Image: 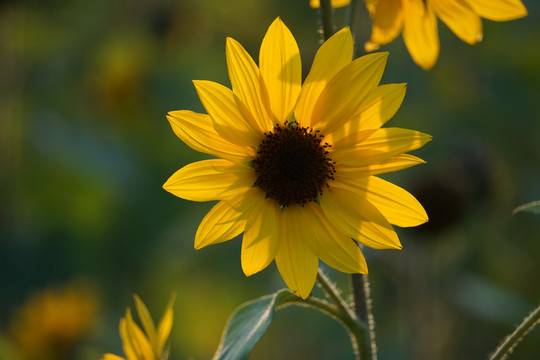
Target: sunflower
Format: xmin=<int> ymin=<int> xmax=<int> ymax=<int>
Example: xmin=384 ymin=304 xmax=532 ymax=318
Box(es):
xmin=164 ymin=18 xmax=430 ymax=299
xmin=102 ymin=294 xmax=175 ymax=360
xmin=364 ymin=0 xmax=527 ymax=69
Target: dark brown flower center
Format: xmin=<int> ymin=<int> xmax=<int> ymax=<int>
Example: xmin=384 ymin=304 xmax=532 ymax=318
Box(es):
xmin=253 ymin=121 xmax=335 ymax=207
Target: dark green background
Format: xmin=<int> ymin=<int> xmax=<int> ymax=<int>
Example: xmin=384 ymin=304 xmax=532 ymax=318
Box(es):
xmin=1 ymin=0 xmax=539 ymax=359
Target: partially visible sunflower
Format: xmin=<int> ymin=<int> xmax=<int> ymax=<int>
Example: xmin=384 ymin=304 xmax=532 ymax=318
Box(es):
xmin=102 ymin=294 xmax=175 ymax=360
xmin=364 ymin=0 xmax=527 ymax=69
xmin=164 ymin=18 xmax=430 ymax=299
xmin=310 ymin=0 xmax=351 ymax=8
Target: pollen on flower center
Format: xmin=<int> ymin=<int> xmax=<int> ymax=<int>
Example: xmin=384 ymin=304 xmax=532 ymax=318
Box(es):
xmin=253 ymin=121 xmax=336 ymax=207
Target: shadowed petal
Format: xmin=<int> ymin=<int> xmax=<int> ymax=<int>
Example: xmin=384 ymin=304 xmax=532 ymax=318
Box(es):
xmin=295 ymin=27 xmax=353 ymax=127
xmin=311 ymin=52 xmax=388 ymax=134
xmin=331 ymin=127 xmax=432 ymax=166
xmin=466 ymin=0 xmax=527 ymax=21
xmin=333 ymin=176 xmax=429 ymax=227
xmin=430 ymin=0 xmax=482 ymax=45
xmin=319 ymin=186 xmax=402 ymax=249
xmin=403 ymin=0 xmax=439 ymax=70
xmin=335 ymin=154 xmax=425 ymax=177
xmin=365 ymin=0 xmax=403 ymax=51
xmin=195 ymin=200 xmax=246 ymax=250
xmin=163 ymin=160 xmax=255 ymax=202
xmin=300 ymin=203 xmax=368 ymax=274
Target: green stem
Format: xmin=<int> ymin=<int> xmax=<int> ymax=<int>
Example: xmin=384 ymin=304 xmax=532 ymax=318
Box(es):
xmin=489 ymin=303 xmax=540 ymax=360
xmin=317 ymin=270 xmax=355 ymax=319
xmin=318 ymin=0 xmax=336 ymax=41
xmin=347 ymin=0 xmax=370 ymax=58
xmin=351 ymin=273 xmax=377 ymax=360
xmin=277 ymin=293 xmax=369 ymax=360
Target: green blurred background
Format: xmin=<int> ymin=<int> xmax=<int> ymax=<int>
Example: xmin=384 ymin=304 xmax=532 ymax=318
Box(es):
xmin=1 ymin=0 xmax=539 ymax=359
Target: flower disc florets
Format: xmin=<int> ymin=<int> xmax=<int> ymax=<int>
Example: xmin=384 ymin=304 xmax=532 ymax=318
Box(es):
xmin=253 ymin=121 xmax=335 ymax=207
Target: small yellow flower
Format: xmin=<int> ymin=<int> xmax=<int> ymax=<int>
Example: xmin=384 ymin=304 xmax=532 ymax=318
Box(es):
xmin=364 ymin=0 xmax=527 ymax=69
xmin=102 ymin=294 xmax=175 ymax=360
xmin=9 ymin=282 xmax=99 ymax=360
xmin=164 ymin=18 xmax=430 ymax=299
xmin=310 ymin=0 xmax=351 ymax=8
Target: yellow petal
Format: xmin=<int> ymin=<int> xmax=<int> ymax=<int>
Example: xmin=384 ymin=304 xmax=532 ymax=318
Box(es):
xmin=311 ymin=52 xmax=388 ymax=134
xmin=195 ymin=199 xmax=246 ymax=250
xmin=167 ymin=111 xmax=254 ymax=163
xmin=193 ymin=80 xmax=262 ymax=147
xmin=226 ymin=37 xmax=273 ymax=133
xmin=365 ymin=0 xmax=403 ymax=49
xmin=133 ymin=295 xmax=158 ymax=356
xmin=156 ymin=293 xmax=176 ymax=356
xmin=163 ymin=160 xmax=256 ymax=202
xmin=102 ymin=355 xmax=125 ymax=360
xmin=241 ymin=198 xmax=280 ymax=276
xmin=123 ymin=309 xmax=154 ymax=360
xmin=275 ymin=206 xmax=319 ymax=299
xmin=331 ymin=127 xmax=432 ymax=166
xmin=466 ymin=0 xmax=527 ymax=21
xmin=319 ymin=186 xmax=402 ymax=249
xmin=300 ymin=203 xmax=368 ymax=274
xmin=334 ymin=176 xmax=429 ymax=227
xmin=430 ymin=0 xmax=482 ymax=45
xmin=327 ymin=83 xmax=406 ymax=144
xmin=310 ymin=0 xmax=351 ymax=8
xmin=119 ymin=316 xmax=137 ymax=360
xmin=295 ymin=27 xmax=353 ymax=127
xmin=259 ymin=18 xmax=302 ymax=123
xmin=335 ymin=154 xmax=425 ymax=177
xmin=402 ymin=0 xmax=439 ymax=70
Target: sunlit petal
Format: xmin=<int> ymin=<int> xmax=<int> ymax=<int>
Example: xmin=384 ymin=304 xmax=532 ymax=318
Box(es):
xmin=163 ymin=160 xmax=255 ymax=202
xmin=226 ymin=37 xmax=273 ymax=133
xmin=335 ymin=154 xmax=425 ymax=177
xmin=365 ymin=0 xmax=403 ymax=50
xmin=193 ymin=80 xmax=263 ymax=146
xmin=275 ymin=206 xmax=319 ymax=299
xmin=167 ymin=110 xmax=254 ymax=163
xmin=259 ymin=18 xmax=302 ymax=123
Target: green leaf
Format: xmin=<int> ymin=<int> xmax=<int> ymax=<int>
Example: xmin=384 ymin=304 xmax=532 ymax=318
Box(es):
xmin=512 ymin=200 xmax=540 ymax=215
xmin=213 ymin=289 xmax=297 ymax=360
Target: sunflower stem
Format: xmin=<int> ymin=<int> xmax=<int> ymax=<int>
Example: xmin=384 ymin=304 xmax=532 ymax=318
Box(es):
xmin=351 ymin=273 xmax=377 ymax=360
xmin=347 ymin=0 xmax=370 ymax=58
xmin=318 ymin=0 xmax=336 ymax=41
xmin=316 ymin=269 xmax=371 ymax=360
xmin=489 ymin=303 xmax=540 ymax=360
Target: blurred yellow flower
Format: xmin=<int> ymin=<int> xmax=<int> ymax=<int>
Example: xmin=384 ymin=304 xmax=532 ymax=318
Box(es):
xmin=164 ymin=18 xmax=430 ymax=299
xmin=9 ymin=282 xmax=99 ymax=360
xmin=102 ymin=294 xmax=175 ymax=360
xmin=310 ymin=0 xmax=351 ymax=8
xmin=365 ymin=0 xmax=527 ymax=69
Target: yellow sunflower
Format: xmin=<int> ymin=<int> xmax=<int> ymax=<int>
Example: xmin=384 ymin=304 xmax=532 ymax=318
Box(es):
xmin=102 ymin=294 xmax=175 ymax=360
xmin=310 ymin=0 xmax=351 ymax=8
xmin=164 ymin=18 xmax=430 ymax=299
xmin=365 ymin=0 xmax=527 ymax=69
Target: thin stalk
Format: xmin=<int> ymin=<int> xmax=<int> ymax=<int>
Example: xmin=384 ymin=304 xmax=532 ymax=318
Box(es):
xmin=489 ymin=303 xmax=540 ymax=360
xmin=351 ymin=273 xmax=377 ymax=360
xmin=317 ymin=269 xmax=356 ymax=319
xmin=277 ymin=291 xmax=370 ymax=360
xmin=318 ymin=0 xmax=336 ymax=41
xmin=347 ymin=0 xmax=370 ymax=58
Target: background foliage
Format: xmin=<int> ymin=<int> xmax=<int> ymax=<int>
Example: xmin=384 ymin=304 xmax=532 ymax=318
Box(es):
xmin=1 ymin=0 xmax=539 ymax=359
